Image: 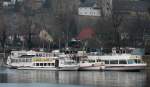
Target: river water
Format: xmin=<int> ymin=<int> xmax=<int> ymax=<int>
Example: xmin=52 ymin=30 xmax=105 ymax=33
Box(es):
xmin=0 ymin=68 xmax=149 ymax=87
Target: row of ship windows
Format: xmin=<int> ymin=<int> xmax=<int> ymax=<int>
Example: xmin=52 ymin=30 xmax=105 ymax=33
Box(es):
xmin=11 ymin=59 xmax=32 ymax=63
xmin=13 ymin=53 xmax=56 ymax=57
xmin=82 ymin=59 xmax=101 ymax=63
xmin=33 ymin=63 xmax=55 ymax=66
xmin=35 ymin=53 xmax=56 ymax=57
xmin=104 ymin=60 xmax=127 ymax=64
xmin=86 ymin=59 xmax=142 ymax=64
xmin=104 ymin=59 xmax=142 ymax=64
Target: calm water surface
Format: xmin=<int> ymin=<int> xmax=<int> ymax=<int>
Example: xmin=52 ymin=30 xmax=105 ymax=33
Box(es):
xmin=0 ymin=68 xmax=149 ymax=87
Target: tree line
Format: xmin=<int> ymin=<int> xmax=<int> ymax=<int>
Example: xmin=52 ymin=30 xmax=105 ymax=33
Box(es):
xmin=0 ymin=0 xmax=149 ymax=52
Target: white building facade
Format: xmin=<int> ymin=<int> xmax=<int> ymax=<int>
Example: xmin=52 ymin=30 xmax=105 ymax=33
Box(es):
xmin=78 ymin=0 xmax=112 ymax=17
xmin=78 ymin=7 xmax=101 ymax=16
xmin=3 ymin=0 xmax=23 ymax=7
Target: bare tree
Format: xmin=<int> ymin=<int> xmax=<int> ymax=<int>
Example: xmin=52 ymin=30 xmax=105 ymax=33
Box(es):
xmin=0 ymin=14 xmax=7 ymax=51
xmin=94 ymin=0 xmax=123 ymax=49
xmin=54 ymin=0 xmax=78 ymax=47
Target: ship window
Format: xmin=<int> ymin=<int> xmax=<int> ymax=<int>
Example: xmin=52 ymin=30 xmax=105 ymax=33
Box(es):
xmin=21 ymin=59 xmax=24 ymax=62
xmin=44 ymin=63 xmax=47 ymax=66
xmin=123 ymin=50 xmax=126 ymax=53
xmin=25 ymin=59 xmax=28 ymax=62
xmin=39 ymin=54 xmax=42 ymax=57
xmin=128 ymin=59 xmax=135 ymax=64
xmin=11 ymin=53 xmax=14 ymax=56
xmin=46 ymin=54 xmax=49 ymax=57
xmin=119 ymin=60 xmax=127 ymax=64
xmin=134 ymin=59 xmax=142 ymax=64
xmin=30 ymin=59 xmax=32 ymax=62
xmin=134 ymin=59 xmax=138 ymax=63
xmin=16 ymin=59 xmax=19 ymax=63
xmin=110 ymin=60 xmax=118 ymax=64
xmin=14 ymin=59 xmax=17 ymax=63
xmin=97 ymin=59 xmax=101 ymax=62
xmin=11 ymin=59 xmax=14 ymax=63
xmin=40 ymin=63 xmax=43 ymax=66
xmin=89 ymin=60 xmax=95 ymax=63
xmin=29 ymin=59 xmax=32 ymax=62
xmin=21 ymin=59 xmax=23 ymax=62
xmin=104 ymin=60 xmax=109 ymax=64
xmin=36 ymin=63 xmax=39 ymax=66
xmin=26 ymin=59 xmax=30 ymax=62
xmin=19 ymin=59 xmax=21 ymax=62
xmin=116 ymin=51 xmax=119 ymax=53
xmin=48 ymin=63 xmax=51 ymax=66
xmin=36 ymin=54 xmax=38 ymax=57
xmin=16 ymin=59 xmax=18 ymax=63
xmin=15 ymin=59 xmax=18 ymax=63
xmin=22 ymin=59 xmax=26 ymax=62
xmin=52 ymin=63 xmax=55 ymax=66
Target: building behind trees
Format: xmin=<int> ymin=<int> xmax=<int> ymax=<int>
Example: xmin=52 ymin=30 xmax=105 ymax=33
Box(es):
xmin=0 ymin=0 xmax=149 ymax=52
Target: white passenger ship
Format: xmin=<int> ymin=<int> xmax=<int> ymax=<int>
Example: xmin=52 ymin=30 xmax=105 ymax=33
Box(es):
xmin=6 ymin=50 xmax=79 ymax=71
xmin=87 ymin=48 xmax=147 ymax=71
xmin=6 ymin=48 xmax=147 ymax=71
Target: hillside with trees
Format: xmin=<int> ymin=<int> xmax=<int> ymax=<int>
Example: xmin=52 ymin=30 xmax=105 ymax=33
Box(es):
xmin=0 ymin=0 xmax=149 ymax=52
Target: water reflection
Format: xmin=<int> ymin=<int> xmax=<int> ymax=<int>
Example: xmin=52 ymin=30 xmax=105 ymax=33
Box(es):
xmin=146 ymin=70 xmax=150 ymax=87
xmin=0 ymin=68 xmax=148 ymax=87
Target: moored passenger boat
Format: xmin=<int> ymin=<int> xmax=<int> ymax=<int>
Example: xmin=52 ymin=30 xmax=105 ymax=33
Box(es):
xmin=87 ymin=48 xmax=147 ymax=71
xmin=88 ymin=54 xmax=146 ymax=71
xmin=6 ymin=50 xmax=79 ymax=71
